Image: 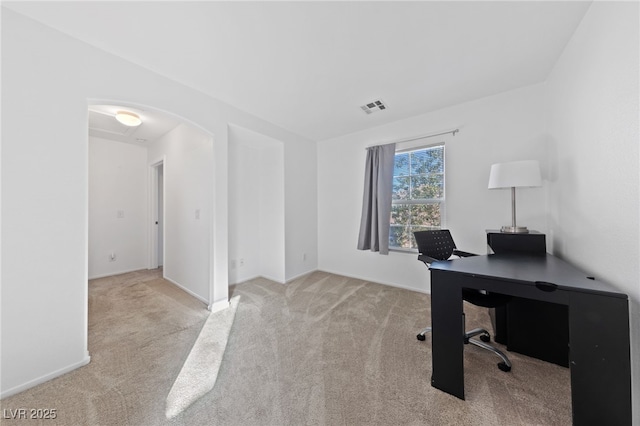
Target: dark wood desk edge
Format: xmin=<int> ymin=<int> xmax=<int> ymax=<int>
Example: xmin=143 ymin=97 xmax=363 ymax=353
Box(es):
xmin=428 ymin=253 xmax=628 ymax=299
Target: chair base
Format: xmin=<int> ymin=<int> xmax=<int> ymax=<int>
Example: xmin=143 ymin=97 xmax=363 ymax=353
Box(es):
xmin=416 ymin=327 xmax=431 ymax=341
xmin=416 ymin=326 xmax=512 ymax=372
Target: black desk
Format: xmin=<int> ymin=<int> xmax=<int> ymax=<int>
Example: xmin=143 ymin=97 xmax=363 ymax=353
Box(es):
xmin=429 ymin=254 xmax=631 ymax=425
xmin=486 ymin=230 xmax=570 ymax=366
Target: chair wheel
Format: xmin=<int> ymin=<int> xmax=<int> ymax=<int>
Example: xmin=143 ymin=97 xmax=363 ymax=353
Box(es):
xmin=480 ymin=334 xmax=490 ymax=343
xmin=417 ymin=334 xmax=426 ymax=341
xmin=498 ymin=362 xmax=511 ymax=372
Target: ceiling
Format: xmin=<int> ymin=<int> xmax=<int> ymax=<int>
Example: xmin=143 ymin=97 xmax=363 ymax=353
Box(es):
xmin=4 ymin=1 xmax=591 ymax=142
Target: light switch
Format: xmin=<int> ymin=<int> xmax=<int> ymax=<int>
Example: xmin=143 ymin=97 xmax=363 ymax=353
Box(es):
xmin=117 ymin=210 xmax=125 ymax=219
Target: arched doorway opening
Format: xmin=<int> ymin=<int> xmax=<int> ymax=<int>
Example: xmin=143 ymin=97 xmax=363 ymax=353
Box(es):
xmin=87 ymin=101 xmax=215 ymax=305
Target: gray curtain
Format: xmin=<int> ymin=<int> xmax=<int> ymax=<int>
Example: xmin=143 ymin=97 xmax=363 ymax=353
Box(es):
xmin=357 ymin=143 xmax=396 ymax=255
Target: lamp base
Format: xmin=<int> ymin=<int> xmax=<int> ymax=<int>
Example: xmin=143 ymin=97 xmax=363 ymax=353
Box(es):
xmin=500 ymin=225 xmax=529 ymax=234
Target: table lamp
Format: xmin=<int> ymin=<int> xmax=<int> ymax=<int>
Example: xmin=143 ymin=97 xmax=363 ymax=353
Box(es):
xmin=488 ymin=160 xmax=542 ymax=233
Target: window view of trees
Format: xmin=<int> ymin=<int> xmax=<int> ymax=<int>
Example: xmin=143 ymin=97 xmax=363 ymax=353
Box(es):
xmin=390 ymin=145 xmax=444 ymax=249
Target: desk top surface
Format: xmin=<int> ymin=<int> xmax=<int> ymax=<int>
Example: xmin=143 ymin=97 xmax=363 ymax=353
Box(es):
xmin=485 ymin=229 xmax=544 ymax=235
xmin=429 ymin=253 xmax=627 ymax=299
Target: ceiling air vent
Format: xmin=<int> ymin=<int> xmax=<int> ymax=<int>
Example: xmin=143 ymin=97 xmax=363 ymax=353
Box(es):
xmin=360 ymin=99 xmax=387 ymax=114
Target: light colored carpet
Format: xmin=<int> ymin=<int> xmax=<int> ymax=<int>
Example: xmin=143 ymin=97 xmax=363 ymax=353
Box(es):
xmin=0 ymin=269 xmax=572 ymax=425
xmin=166 ymin=295 xmax=240 ymax=419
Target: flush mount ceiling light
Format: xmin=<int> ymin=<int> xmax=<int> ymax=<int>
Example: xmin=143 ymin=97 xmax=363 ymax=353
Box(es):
xmin=115 ymin=111 xmax=142 ymax=127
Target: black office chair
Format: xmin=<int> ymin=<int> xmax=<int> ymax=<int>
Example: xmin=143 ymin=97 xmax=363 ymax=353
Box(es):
xmin=414 ymin=229 xmax=512 ymax=372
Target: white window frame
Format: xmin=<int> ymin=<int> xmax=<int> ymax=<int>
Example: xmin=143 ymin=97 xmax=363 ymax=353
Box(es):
xmin=390 ymin=142 xmax=446 ymax=252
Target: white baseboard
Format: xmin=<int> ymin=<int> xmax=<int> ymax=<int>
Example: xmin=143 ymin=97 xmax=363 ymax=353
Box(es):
xmin=229 ymin=273 xmax=262 ymax=286
xmin=260 ymin=273 xmax=286 ymax=284
xmin=0 ymin=355 xmax=91 ymax=399
xmin=88 ymin=267 xmax=148 ymax=280
xmin=230 ymin=273 xmax=286 ymax=285
xmin=316 ymin=268 xmax=429 ymax=294
xmin=231 ymin=267 xmax=318 ymax=286
xmin=163 ymin=276 xmax=209 ymax=305
xmin=229 ymin=268 xmax=317 ymax=286
xmin=285 ymin=269 xmax=317 ymax=283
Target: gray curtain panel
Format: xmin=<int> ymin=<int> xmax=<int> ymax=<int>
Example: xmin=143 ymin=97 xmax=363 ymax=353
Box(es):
xmin=357 ymin=142 xmax=396 ymax=254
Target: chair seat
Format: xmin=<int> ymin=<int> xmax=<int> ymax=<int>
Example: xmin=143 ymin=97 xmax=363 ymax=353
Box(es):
xmin=414 ymin=229 xmax=513 ymax=372
xmin=462 ymin=288 xmax=512 ymax=308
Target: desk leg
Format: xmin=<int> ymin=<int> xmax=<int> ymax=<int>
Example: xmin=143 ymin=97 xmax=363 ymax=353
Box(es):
xmin=569 ymin=293 xmax=631 ymax=425
xmin=430 ymin=270 xmax=465 ymax=399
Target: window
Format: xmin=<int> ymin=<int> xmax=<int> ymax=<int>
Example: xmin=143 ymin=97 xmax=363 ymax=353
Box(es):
xmin=389 ymin=144 xmax=445 ymax=250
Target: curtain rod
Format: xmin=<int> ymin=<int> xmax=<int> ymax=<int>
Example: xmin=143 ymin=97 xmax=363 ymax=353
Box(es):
xmin=366 ymin=128 xmax=459 ymax=149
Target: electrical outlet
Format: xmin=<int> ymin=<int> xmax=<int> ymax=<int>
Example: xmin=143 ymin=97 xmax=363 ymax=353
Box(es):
xmin=109 ymin=252 xmax=117 ymax=262
xmin=240 ymin=258 xmax=245 ymax=267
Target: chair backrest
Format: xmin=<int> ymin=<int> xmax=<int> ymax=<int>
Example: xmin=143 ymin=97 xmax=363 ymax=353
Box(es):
xmin=414 ymin=230 xmax=457 ymax=261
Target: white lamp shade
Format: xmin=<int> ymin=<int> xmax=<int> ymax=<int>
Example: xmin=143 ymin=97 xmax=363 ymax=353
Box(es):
xmin=488 ymin=160 xmax=542 ymax=189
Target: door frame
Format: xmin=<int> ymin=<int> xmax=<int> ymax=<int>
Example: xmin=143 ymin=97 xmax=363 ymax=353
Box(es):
xmin=149 ymin=156 xmax=166 ymax=270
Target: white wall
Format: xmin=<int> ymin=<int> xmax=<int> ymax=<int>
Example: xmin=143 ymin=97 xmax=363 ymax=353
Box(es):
xmin=1 ymin=9 xmax=317 ymax=397
xmin=284 ymin=140 xmax=318 ymax=281
xmin=88 ymin=137 xmax=148 ymax=279
xmin=228 ymin=125 xmax=285 ymax=284
xmin=318 ymin=84 xmax=547 ymax=293
xmin=229 ymin=139 xmax=261 ymax=283
xmin=545 ymin=2 xmax=640 ymax=419
xmin=260 ymin=143 xmax=286 ymax=283
xmin=148 ymin=124 xmax=213 ymax=303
